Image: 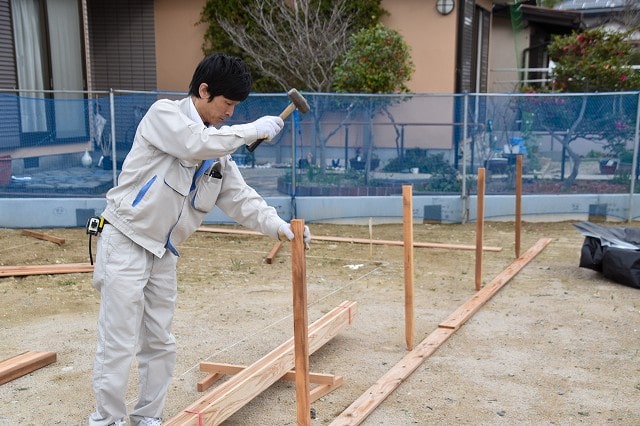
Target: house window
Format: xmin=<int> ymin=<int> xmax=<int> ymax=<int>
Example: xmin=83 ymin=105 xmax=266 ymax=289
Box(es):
xmin=11 ymin=0 xmax=86 ymax=141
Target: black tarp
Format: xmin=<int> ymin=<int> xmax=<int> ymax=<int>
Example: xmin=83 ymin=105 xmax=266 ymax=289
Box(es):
xmin=574 ymin=221 xmax=640 ymax=289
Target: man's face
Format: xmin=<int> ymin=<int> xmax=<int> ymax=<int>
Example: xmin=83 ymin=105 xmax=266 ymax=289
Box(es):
xmin=194 ymin=83 xmax=240 ymax=126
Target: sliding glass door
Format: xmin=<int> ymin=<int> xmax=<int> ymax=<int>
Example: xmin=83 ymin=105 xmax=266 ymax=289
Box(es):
xmin=12 ymin=0 xmax=86 ymax=144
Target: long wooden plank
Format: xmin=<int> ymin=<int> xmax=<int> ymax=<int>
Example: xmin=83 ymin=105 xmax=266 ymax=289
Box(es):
xmin=0 ymin=351 xmax=57 ymax=385
xmin=0 ymin=263 xmax=94 ymax=277
xmin=330 ymin=238 xmax=553 ymax=426
xmin=439 ymin=238 xmax=553 ymax=330
xmin=197 ymin=226 xmax=502 ymax=252
xmin=329 ymin=328 xmax=454 ymax=426
xmin=21 ymin=230 xmax=65 ymax=245
xmin=166 ymin=300 xmax=357 ymax=426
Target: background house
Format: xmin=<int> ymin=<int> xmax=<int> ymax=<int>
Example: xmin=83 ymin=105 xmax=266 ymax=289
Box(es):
xmin=0 ymin=0 xmax=636 ymax=166
xmin=490 ymin=0 xmax=639 ymax=92
xmin=0 ymin=0 xmax=490 ymax=158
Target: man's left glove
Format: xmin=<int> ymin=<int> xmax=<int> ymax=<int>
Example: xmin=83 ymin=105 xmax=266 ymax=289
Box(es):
xmin=278 ymin=223 xmax=311 ymax=245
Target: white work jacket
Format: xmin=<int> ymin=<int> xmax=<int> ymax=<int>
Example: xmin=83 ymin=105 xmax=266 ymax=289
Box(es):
xmin=101 ymin=97 xmax=286 ymax=258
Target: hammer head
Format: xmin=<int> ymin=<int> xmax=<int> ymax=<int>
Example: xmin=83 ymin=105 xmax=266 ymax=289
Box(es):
xmin=287 ymin=88 xmax=310 ymax=114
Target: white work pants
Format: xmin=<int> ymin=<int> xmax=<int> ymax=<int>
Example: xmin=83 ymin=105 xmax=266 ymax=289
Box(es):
xmin=89 ymin=224 xmax=178 ymax=425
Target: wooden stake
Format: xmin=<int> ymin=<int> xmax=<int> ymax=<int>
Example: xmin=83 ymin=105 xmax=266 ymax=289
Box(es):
xmin=515 ymin=155 xmax=523 ymax=258
xmin=330 ymin=238 xmax=553 ymax=426
xmin=402 ymin=185 xmax=414 ymax=350
xmin=475 ymin=168 xmax=486 ymax=291
xmin=265 ymin=241 xmax=283 ymax=264
xmin=291 ymin=219 xmax=311 ymax=426
xmin=368 ymin=218 xmax=373 ymax=259
xmin=197 ymin=227 xmax=503 ymax=252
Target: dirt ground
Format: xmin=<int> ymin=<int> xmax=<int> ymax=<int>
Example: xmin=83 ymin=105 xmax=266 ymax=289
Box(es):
xmin=0 ymin=221 xmax=639 ymax=425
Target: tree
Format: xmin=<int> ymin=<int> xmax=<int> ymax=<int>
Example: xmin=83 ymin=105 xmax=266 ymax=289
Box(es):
xmin=200 ymin=0 xmax=396 ymax=176
xmin=548 ymin=28 xmax=640 ymax=92
xmin=522 ymin=27 xmax=640 ymax=188
xmin=333 ymin=24 xmax=415 ymax=173
xmin=333 ymin=23 xmax=414 ymax=94
xmin=199 ymin=0 xmax=386 ymax=92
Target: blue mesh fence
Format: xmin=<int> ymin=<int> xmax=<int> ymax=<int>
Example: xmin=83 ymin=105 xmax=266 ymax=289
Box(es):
xmin=0 ymin=89 xmax=639 ymax=204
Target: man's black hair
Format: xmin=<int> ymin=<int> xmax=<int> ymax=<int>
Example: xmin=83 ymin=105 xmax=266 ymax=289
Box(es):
xmin=188 ymin=53 xmax=252 ymax=102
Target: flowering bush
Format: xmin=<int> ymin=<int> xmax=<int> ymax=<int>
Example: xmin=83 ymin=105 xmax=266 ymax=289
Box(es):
xmin=519 ymin=27 xmax=639 ymax=179
xmin=547 ymin=28 xmax=640 ymax=92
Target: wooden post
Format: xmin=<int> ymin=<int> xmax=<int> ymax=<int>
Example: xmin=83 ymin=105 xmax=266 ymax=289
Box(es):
xmin=475 ymin=168 xmax=486 ymax=291
xmin=291 ymin=219 xmax=311 ymax=425
xmin=20 ymin=230 xmax=65 ymax=245
xmin=402 ymin=185 xmax=414 ymax=350
xmin=515 ymin=155 xmax=523 ymax=258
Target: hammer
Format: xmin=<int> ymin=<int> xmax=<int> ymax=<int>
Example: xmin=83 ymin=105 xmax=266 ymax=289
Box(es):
xmin=247 ymin=88 xmax=310 ymax=152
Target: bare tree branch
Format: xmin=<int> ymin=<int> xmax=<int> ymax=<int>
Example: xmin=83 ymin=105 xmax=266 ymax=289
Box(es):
xmin=216 ymin=0 xmax=352 ymax=92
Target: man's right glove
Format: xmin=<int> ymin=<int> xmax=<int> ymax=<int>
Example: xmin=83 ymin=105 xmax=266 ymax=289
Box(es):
xmin=278 ymin=223 xmax=311 ymax=249
xmin=251 ymin=116 xmax=284 ymax=141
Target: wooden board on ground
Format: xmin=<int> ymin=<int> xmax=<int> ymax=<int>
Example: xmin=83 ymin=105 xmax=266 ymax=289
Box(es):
xmin=0 ymin=351 xmax=57 ymax=385
xmin=0 ymin=263 xmax=94 ymax=278
xmin=329 ymin=238 xmax=553 ymax=426
xmin=439 ymin=238 xmax=553 ymax=330
xmin=265 ymin=241 xmax=283 ymax=264
xmin=166 ymin=300 xmax=357 ymax=426
xmin=197 ymin=362 xmax=343 ymax=403
xmin=197 ymin=226 xmax=502 ymax=252
xmin=20 ymin=230 xmax=65 ymax=245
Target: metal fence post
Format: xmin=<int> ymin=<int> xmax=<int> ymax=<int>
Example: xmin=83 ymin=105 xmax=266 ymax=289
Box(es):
xmin=626 ymin=92 xmax=640 ymax=222
xmin=461 ymin=92 xmax=469 ymax=223
xmin=109 ymin=89 xmax=117 ymax=185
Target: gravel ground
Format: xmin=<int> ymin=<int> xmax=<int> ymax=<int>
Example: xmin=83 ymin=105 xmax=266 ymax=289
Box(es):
xmin=0 ymin=221 xmax=639 ymax=425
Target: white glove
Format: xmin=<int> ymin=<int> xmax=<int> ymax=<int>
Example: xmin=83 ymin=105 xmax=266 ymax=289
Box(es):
xmin=251 ymin=116 xmax=284 ymax=141
xmin=278 ymin=223 xmax=311 ymax=245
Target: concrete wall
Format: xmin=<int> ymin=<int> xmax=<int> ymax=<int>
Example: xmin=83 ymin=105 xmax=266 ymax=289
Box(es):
xmin=1 ymin=194 xmax=636 ymax=229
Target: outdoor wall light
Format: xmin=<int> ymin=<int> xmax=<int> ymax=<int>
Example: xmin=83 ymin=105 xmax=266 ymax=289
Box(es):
xmin=436 ymin=0 xmax=455 ymax=15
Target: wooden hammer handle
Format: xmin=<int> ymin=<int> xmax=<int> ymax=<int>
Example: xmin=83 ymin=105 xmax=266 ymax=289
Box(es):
xmin=246 ymin=102 xmax=297 ymax=152
xmin=279 ymin=102 xmax=297 ymax=120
